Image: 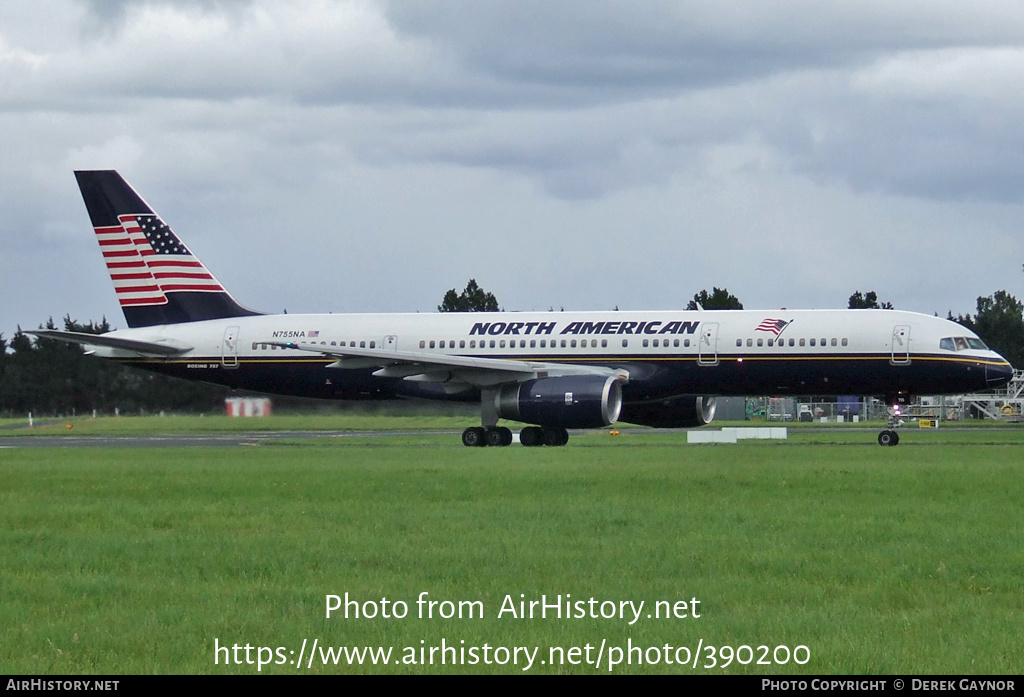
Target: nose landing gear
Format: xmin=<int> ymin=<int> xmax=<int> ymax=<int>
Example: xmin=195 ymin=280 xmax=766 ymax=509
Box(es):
xmin=877 ymin=429 xmax=900 ymax=447
xmin=878 ymin=397 xmax=908 ymax=446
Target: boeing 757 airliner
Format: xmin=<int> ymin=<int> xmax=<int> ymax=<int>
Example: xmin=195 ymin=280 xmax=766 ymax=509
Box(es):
xmin=30 ymin=171 xmax=1014 ymax=447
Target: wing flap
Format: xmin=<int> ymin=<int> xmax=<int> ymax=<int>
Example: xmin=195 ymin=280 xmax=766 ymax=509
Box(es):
xmin=269 ymin=340 xmax=622 ymax=387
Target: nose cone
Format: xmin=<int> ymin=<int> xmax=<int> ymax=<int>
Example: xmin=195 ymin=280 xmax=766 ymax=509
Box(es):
xmin=986 ymin=357 xmax=1015 ymax=388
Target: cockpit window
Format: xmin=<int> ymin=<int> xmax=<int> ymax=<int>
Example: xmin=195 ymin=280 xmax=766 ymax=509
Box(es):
xmin=940 ymin=336 xmax=989 ymax=352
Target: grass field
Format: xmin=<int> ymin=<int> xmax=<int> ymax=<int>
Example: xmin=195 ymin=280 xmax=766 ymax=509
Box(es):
xmin=1 ymin=427 xmax=1021 ymax=674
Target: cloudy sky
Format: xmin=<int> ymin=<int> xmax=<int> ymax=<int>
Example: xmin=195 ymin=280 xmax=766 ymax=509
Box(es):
xmin=2 ymin=0 xmax=1022 ymax=337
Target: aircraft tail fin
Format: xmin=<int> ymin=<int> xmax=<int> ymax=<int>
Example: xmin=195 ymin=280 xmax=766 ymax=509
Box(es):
xmin=74 ymin=170 xmax=261 ymax=328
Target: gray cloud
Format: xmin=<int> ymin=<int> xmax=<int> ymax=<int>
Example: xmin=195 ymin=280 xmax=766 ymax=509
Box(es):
xmin=1 ymin=1 xmax=1022 ymax=339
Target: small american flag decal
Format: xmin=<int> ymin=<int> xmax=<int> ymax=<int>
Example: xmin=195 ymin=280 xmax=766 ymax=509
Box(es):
xmin=755 ymin=319 xmax=790 ymax=336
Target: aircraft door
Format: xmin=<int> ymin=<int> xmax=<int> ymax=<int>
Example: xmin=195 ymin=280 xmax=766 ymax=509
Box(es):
xmin=385 ymin=335 xmax=398 ymax=350
xmin=891 ymin=325 xmax=911 ymax=365
xmin=698 ymin=323 xmax=719 ymax=366
xmin=222 ymin=326 xmax=240 ymax=368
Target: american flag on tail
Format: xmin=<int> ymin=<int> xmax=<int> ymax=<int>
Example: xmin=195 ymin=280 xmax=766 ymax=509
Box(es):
xmin=755 ymin=318 xmax=790 ymax=336
xmin=95 ymin=214 xmax=225 ymax=307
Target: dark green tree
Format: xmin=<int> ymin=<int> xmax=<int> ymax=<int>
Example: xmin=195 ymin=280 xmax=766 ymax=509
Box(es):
xmin=952 ymin=291 xmax=1024 ymax=368
xmin=848 ymin=290 xmax=893 ymax=309
xmin=0 ymin=316 xmax=230 ymax=416
xmin=0 ymin=333 xmax=7 ymax=411
xmin=438 ymin=279 xmax=500 ymax=312
xmin=686 ymin=287 xmax=743 ymax=310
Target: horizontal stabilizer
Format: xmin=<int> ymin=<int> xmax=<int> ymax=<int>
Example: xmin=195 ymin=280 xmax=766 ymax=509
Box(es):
xmin=28 ymin=329 xmax=193 ymax=356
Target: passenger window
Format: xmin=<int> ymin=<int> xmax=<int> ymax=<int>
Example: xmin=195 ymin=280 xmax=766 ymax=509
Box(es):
xmin=643 ymin=339 xmax=649 ymax=347
xmin=768 ymin=339 xmax=774 ymax=347
xmin=674 ymin=339 xmax=679 ymax=347
xmin=788 ymin=338 xmax=795 ymax=347
xmin=735 ymin=339 xmax=741 ymax=347
xmin=500 ymin=340 xmax=506 ymax=348
xmin=561 ymin=340 xmax=567 ymax=348
xmin=684 ymin=339 xmax=690 ymax=348
xmin=746 ymin=338 xmax=753 ymax=347
xmin=429 ymin=340 xmax=435 ymax=349
xmin=757 ymin=338 xmax=763 ymax=347
xmin=251 ymin=342 xmax=258 ymax=350
xmin=654 ymin=339 xmax=660 ymax=347
xmin=831 ymin=338 xmax=837 ymax=347
xmin=460 ymin=340 xmax=465 ymax=349
xmin=622 ymin=339 xmax=629 ymax=347
xmin=809 ymin=338 xmax=816 ymax=347
xmin=820 ymin=338 xmax=826 ymax=346
xmin=841 ymin=338 xmax=848 ymax=347
xmin=799 ymin=338 xmax=805 ymax=347
xmin=570 ymin=340 xmax=577 ymax=348
xmin=369 ymin=341 xmax=375 ymax=348
xmin=601 ymin=339 xmax=607 ymax=348
xmin=490 ymin=340 xmax=495 ymax=348
xmin=540 ymin=340 xmax=546 ymax=348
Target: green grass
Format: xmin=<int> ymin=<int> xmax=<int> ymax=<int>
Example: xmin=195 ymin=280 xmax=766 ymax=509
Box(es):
xmin=1 ymin=433 xmax=1022 ymax=674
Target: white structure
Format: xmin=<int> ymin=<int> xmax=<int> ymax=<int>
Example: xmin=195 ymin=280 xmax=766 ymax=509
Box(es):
xmin=689 ymin=427 xmax=787 ymax=443
xmin=225 ymin=397 xmax=272 ymax=417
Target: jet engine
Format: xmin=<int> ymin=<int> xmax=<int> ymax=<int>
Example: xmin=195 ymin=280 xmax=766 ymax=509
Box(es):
xmin=619 ymin=395 xmax=717 ymax=428
xmin=495 ymin=375 xmax=622 ymax=429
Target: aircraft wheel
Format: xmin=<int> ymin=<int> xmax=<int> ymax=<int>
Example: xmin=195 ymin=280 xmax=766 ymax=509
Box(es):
xmin=462 ymin=427 xmax=487 ymax=447
xmin=520 ymin=426 xmax=543 ymax=447
xmin=486 ymin=427 xmax=513 ymax=447
xmin=892 ymin=431 xmax=900 ymax=446
xmin=877 ymin=430 xmax=898 ymax=447
xmin=542 ymin=427 xmax=569 ymax=446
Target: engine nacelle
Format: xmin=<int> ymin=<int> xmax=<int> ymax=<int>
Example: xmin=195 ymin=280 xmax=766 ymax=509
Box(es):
xmin=496 ymin=375 xmax=623 ymax=429
xmin=619 ymin=395 xmax=717 ymax=428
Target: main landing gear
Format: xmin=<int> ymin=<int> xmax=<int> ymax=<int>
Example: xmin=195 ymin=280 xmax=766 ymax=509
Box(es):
xmin=461 ymin=426 xmax=569 ymax=447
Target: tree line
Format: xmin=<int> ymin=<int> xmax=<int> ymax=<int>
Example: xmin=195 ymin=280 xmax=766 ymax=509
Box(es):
xmin=3 ymin=284 xmax=1021 ymax=416
xmin=0 ymin=317 xmax=227 ymax=417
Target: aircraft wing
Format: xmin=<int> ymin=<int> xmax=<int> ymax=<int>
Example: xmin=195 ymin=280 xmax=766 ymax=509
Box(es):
xmin=269 ymin=340 xmax=623 ymax=391
xmin=27 ymin=330 xmax=193 ymax=356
